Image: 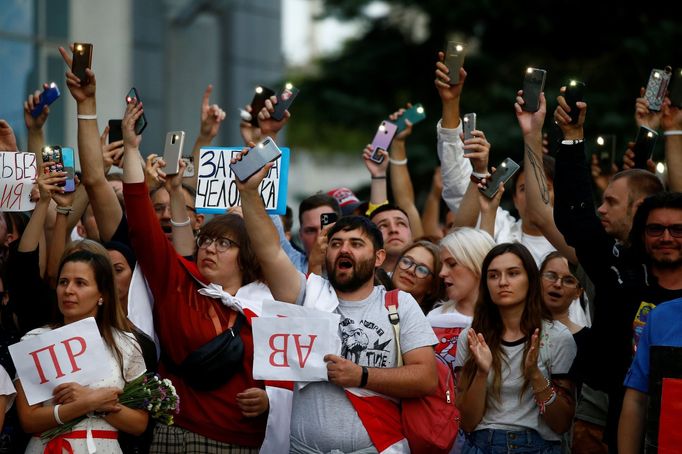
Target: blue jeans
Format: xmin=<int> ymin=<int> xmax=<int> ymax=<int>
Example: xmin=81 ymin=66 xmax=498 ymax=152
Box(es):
xmin=461 ymin=429 xmax=561 ymax=454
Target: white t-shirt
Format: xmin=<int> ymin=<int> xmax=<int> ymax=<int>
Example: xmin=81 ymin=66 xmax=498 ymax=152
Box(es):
xmin=0 ymin=364 xmax=16 ymax=413
xmin=454 ymin=320 xmax=577 ymax=441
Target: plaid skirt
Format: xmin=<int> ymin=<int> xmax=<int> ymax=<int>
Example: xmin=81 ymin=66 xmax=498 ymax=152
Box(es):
xmin=150 ymin=424 xmax=259 ymax=454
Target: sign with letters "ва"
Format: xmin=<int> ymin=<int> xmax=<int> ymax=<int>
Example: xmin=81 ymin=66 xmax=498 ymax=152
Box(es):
xmin=9 ymin=317 xmax=110 ymax=405
xmin=195 ymin=147 xmax=290 ymax=215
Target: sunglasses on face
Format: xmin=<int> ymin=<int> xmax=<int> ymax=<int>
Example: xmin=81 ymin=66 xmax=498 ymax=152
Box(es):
xmin=645 ymin=223 xmax=682 ymax=238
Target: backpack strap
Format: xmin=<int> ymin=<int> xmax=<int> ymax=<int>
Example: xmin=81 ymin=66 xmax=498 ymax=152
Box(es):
xmin=384 ymin=289 xmax=403 ymax=367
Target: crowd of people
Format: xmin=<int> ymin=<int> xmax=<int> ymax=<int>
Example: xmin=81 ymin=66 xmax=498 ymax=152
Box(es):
xmin=0 ymin=42 xmax=681 ymax=454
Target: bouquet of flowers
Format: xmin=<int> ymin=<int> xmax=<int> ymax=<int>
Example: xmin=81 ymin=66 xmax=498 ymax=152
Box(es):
xmin=41 ymin=372 xmax=180 ymax=442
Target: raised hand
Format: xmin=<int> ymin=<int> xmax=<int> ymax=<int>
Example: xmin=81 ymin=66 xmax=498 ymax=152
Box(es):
xmin=122 ymin=101 xmax=143 ymax=151
xmin=58 ymin=46 xmax=96 ymax=103
xmin=434 ymin=51 xmax=467 ymax=103
xmin=634 ymin=87 xmax=663 ymax=130
xmin=239 ymin=104 xmax=262 ymax=145
xmin=554 ymin=87 xmax=587 ymax=140
xmin=144 ymin=154 xmax=166 ymax=189
xmin=232 ymin=143 xmax=273 ymax=193
xmin=523 ymin=328 xmax=541 ymax=377
xmin=467 ymin=328 xmax=492 ymax=375
xmin=0 ymin=120 xmax=18 ymax=151
xmin=258 ymin=96 xmax=290 ymax=138
xmin=515 ymin=90 xmax=547 ymax=137
xmin=462 ymin=129 xmax=491 ymax=174
xmin=36 ymin=161 xmax=67 ymax=200
xmin=24 ymin=83 xmax=51 ymax=130
xmin=100 ymin=126 xmax=124 ymax=170
xmin=389 ymin=105 xmax=413 ymax=141
xmin=199 ymin=84 xmax=226 ymax=140
xmin=362 ymin=144 xmax=389 ymax=177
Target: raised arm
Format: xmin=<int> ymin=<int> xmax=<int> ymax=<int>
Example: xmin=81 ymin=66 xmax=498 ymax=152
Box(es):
xmin=434 ymin=51 xmax=473 ymax=214
xmin=235 ymin=147 xmax=301 ymax=303
xmin=23 ymin=83 xmax=50 ymax=155
xmin=362 ymin=145 xmax=389 ymax=209
xmin=388 ymin=106 xmax=424 ymax=238
xmin=167 ymin=159 xmax=195 ymax=256
xmin=421 ymin=167 xmax=445 ymax=239
xmin=187 ymin=84 xmax=225 ymax=191
xmin=661 ymin=99 xmax=682 ymax=191
xmin=46 ymin=179 xmax=80 ymax=285
xmin=58 ymin=46 xmax=122 ymax=242
xmin=451 ymin=129 xmax=491 ymax=230
xmin=515 ymin=90 xmax=578 ymax=264
xmin=0 ymin=120 xmax=18 ymax=151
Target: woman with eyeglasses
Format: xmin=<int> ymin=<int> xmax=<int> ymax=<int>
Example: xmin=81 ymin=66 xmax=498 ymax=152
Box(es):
xmin=455 ymin=243 xmax=577 ymax=453
xmin=389 ymin=240 xmax=444 ymax=313
xmin=540 ymin=252 xmax=585 ymax=336
xmin=121 ymin=101 xmax=272 ymax=453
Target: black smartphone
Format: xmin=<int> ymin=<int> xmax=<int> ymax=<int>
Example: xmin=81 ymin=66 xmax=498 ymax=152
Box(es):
xmin=669 ymin=67 xmax=682 ymax=108
xmin=108 ymin=119 xmax=123 ymax=143
xmin=564 ymin=80 xmax=585 ymax=124
xmin=632 ymin=126 xmax=658 ymax=169
xmin=249 ymin=85 xmax=276 ymax=127
xmin=31 ymin=83 xmax=60 ymax=118
xmin=271 ymin=84 xmax=299 ymax=121
xmin=320 ymin=212 xmax=338 ymax=227
xmin=594 ymin=135 xmax=616 ymax=174
xmin=444 ymin=41 xmax=465 ymax=85
xmin=479 ymin=158 xmax=521 ymax=199
xmin=229 ymin=136 xmax=282 ymax=182
xmin=522 ymin=67 xmax=547 ymax=113
xmin=463 ymin=113 xmax=476 ymax=141
xmin=71 ymin=43 xmax=93 ymax=84
xmin=125 ymin=87 xmax=148 ymax=135
xmin=644 ymin=67 xmax=672 ymax=112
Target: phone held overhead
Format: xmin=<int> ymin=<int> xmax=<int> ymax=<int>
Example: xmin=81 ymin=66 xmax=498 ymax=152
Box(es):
xmin=369 ymin=121 xmax=398 ymax=164
xmin=229 ymin=137 xmax=282 ymax=182
xmin=522 ymin=67 xmax=547 ymax=113
xmin=71 ymin=43 xmax=93 ymax=84
xmin=479 ymin=158 xmax=520 ymax=199
xmin=444 ymin=41 xmax=466 ymax=84
xmin=31 ymin=83 xmax=61 ymax=118
xmin=125 ymin=87 xmax=148 ymax=135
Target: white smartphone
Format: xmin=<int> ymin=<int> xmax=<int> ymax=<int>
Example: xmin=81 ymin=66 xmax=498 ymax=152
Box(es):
xmin=229 ymin=136 xmax=282 ymax=182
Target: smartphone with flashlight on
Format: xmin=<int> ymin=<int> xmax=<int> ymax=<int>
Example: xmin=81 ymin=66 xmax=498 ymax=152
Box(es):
xmin=71 ymin=43 xmax=93 ymax=84
xmin=41 ymin=146 xmax=76 ymax=193
xmin=463 ymin=113 xmax=477 ymax=141
xmin=271 ymin=83 xmax=299 ymax=121
xmin=395 ymin=103 xmax=426 ymax=133
xmin=229 ymin=136 xmax=282 ymax=182
xmin=479 ymin=157 xmax=520 ymax=199
xmin=31 ymin=83 xmax=60 ymax=118
xmin=125 ymin=87 xmax=148 ymax=135
xmin=249 ymin=85 xmax=276 ymax=126
xmin=522 ymin=67 xmax=547 ymax=113
xmin=444 ymin=41 xmax=466 ymax=85
xmin=594 ymin=134 xmax=616 ymax=175
xmin=369 ymin=121 xmax=398 ymax=164
xmin=564 ymin=79 xmax=585 ymax=124
xmin=632 ymin=126 xmax=658 ymax=169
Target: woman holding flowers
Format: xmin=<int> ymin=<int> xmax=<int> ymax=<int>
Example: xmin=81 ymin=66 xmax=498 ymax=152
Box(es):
xmin=16 ymin=248 xmax=148 ymax=453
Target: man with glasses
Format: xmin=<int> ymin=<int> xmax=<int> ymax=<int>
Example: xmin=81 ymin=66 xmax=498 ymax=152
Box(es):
xmin=553 ymin=94 xmax=674 ymax=452
xmin=150 ymin=183 xmax=205 ymax=239
xmin=618 ymin=192 xmax=682 ymax=453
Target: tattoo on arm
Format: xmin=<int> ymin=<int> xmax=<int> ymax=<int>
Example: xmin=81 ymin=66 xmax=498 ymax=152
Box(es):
xmin=525 ymin=144 xmax=550 ymax=205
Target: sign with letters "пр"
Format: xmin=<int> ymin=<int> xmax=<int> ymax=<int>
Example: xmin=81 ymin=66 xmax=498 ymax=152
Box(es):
xmin=9 ymin=317 xmax=110 ymax=405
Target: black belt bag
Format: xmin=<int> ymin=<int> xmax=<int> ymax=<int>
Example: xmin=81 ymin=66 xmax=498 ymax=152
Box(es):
xmin=163 ymin=313 xmax=245 ymax=392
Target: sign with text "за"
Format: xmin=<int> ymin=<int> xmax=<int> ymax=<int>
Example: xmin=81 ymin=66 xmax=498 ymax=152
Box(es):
xmin=195 ymin=146 xmax=290 ymax=215
xmin=10 ymin=318 xmax=110 ymax=405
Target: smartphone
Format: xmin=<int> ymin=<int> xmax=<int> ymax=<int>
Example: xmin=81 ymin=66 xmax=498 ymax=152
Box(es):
xmin=444 ymin=41 xmax=465 ymax=85
xmin=249 ymin=85 xmax=276 ymax=127
xmin=163 ymin=131 xmax=186 ymax=175
xmin=271 ymin=84 xmax=299 ymax=121
xmin=71 ymin=43 xmax=93 ymax=84
xmin=564 ymin=80 xmax=585 ymax=124
xmin=229 ymin=136 xmax=282 ymax=182
xmin=320 ymin=212 xmax=338 ymax=227
xmin=125 ymin=87 xmax=148 ymax=135
xmin=594 ymin=135 xmax=616 ymax=175
xmin=463 ymin=112 xmax=477 ymax=141
xmin=181 ymin=157 xmax=195 ymax=178
xmin=644 ymin=67 xmax=672 ymax=112
xmin=31 ymin=83 xmax=60 ymax=118
xmin=522 ymin=67 xmax=547 ymax=113
xmin=668 ymin=68 xmax=682 ymax=108
xmin=479 ymin=158 xmax=521 ymax=199
xmin=41 ymin=146 xmax=75 ymax=192
xmin=632 ymin=126 xmax=658 ymax=169
xmin=395 ymin=103 xmax=426 ymax=133
xmin=61 ymin=147 xmax=76 ymax=193
xmin=369 ymin=121 xmax=398 ymax=164
xmin=108 ymin=119 xmax=123 ymax=143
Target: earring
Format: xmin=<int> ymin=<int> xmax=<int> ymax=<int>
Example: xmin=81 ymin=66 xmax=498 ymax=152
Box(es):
xmin=97 ymin=298 xmax=103 ymax=306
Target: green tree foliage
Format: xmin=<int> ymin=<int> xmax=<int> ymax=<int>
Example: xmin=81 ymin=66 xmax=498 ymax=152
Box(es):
xmin=288 ymin=0 xmax=680 ymax=206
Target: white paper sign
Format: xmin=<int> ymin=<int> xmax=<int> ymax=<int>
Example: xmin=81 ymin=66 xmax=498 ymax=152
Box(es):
xmin=0 ymin=151 xmax=37 ymax=212
xmin=253 ymin=316 xmax=336 ymax=381
xmin=9 ymin=318 xmax=110 ymax=405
